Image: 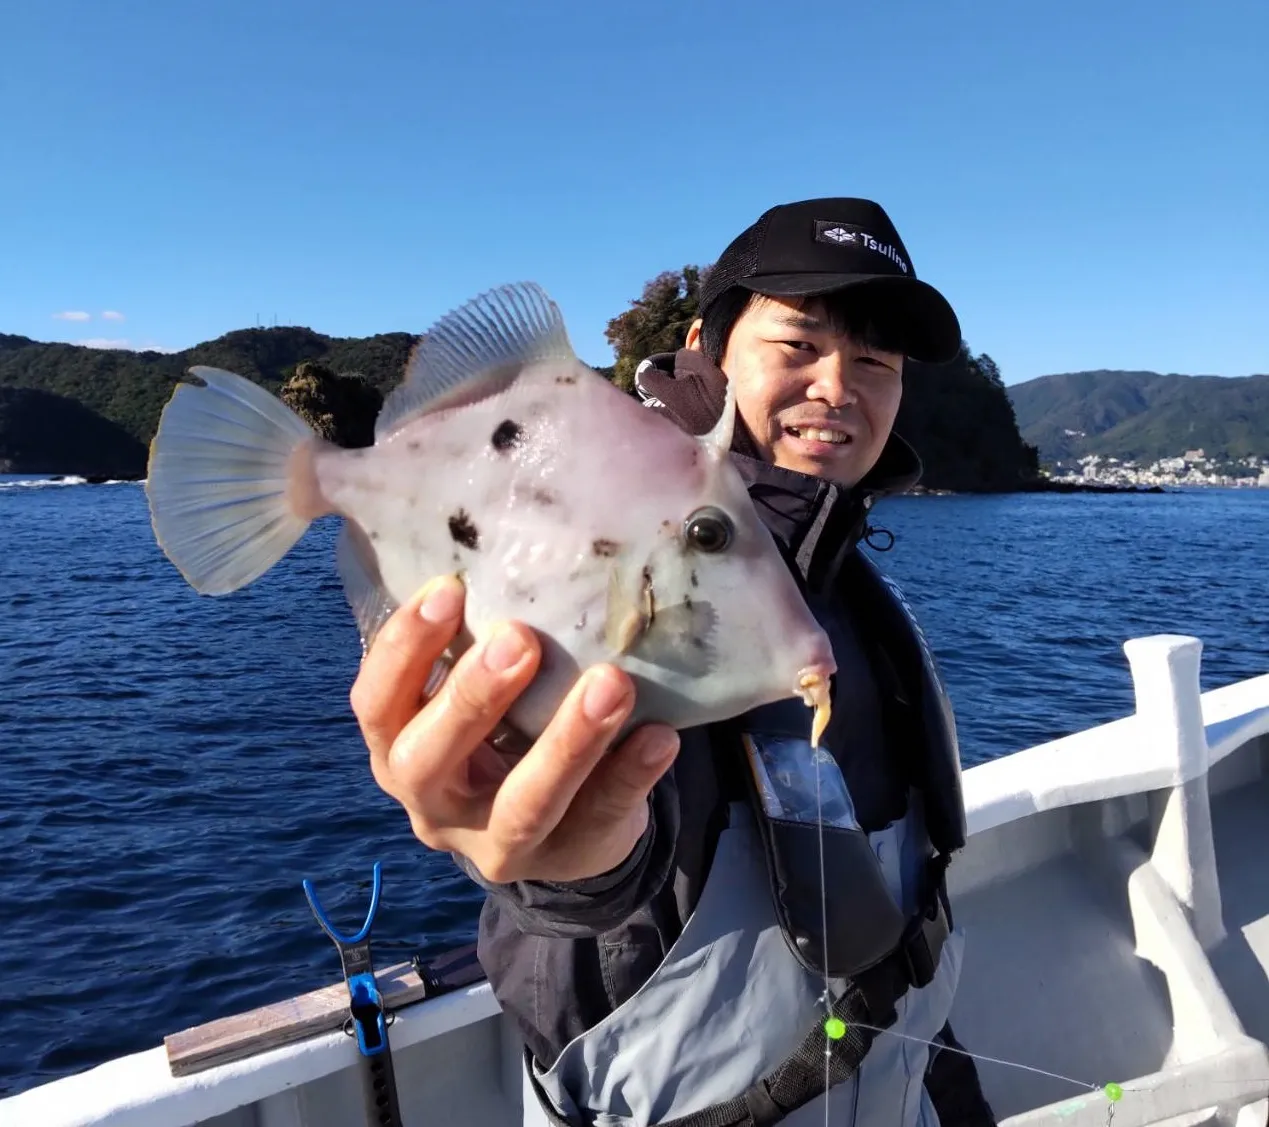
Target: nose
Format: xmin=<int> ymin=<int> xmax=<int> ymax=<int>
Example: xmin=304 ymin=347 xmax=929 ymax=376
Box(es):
xmin=806 ymin=350 xmax=859 ymax=409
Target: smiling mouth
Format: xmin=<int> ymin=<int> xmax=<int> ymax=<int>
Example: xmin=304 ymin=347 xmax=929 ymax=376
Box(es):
xmin=785 ymin=425 xmax=852 ymax=446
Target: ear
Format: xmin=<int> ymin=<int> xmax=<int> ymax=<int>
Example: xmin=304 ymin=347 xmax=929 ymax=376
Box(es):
xmin=684 ymin=318 xmax=704 ymax=351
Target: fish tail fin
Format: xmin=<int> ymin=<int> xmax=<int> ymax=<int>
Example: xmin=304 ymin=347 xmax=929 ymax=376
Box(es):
xmin=146 ymin=366 xmax=328 ymax=595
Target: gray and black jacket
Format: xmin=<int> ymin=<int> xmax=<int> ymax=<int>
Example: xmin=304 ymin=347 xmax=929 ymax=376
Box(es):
xmin=454 ymin=349 xmax=995 ymax=1127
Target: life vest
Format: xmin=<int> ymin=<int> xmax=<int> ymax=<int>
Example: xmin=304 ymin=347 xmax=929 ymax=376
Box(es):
xmin=523 ymin=552 xmax=970 ymax=1127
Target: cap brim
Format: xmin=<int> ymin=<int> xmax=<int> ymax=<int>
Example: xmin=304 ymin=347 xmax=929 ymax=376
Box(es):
xmin=737 ymin=272 xmax=962 ymax=364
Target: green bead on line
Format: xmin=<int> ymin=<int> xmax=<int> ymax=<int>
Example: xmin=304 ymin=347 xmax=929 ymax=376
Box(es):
xmin=1104 ymin=1083 xmax=1123 ymax=1102
xmin=824 ymin=1017 xmax=847 ymax=1040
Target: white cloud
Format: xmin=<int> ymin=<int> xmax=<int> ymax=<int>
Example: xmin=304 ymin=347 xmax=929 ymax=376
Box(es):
xmin=53 ymin=311 xmax=92 ymax=322
xmin=75 ymin=337 xmax=178 ymax=354
xmin=101 ymin=310 xmax=125 ymax=321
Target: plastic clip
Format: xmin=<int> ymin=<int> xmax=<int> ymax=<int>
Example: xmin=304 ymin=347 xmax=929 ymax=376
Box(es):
xmin=303 ymin=861 xmax=389 ymax=1058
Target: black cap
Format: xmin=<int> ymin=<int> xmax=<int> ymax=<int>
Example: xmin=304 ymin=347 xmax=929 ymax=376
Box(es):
xmin=698 ymin=197 xmax=961 ymax=364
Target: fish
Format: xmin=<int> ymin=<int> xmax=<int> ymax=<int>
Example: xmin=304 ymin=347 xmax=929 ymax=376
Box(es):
xmin=144 ymin=282 xmax=837 ymax=750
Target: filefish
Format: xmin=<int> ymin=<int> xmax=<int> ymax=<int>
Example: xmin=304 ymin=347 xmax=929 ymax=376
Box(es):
xmin=145 ymin=283 xmax=836 ymax=749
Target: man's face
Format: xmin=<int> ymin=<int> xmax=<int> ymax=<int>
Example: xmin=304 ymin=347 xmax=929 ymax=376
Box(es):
xmin=687 ymin=292 xmax=904 ymax=486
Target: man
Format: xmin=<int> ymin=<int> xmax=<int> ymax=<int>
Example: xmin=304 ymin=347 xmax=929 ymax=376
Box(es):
xmin=352 ymin=198 xmax=996 ymax=1126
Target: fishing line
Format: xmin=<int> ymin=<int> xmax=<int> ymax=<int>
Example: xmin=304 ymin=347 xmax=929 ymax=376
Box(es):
xmin=815 ymin=747 xmax=832 ymax=1127
xmin=841 ymin=1022 xmax=1093 ymax=1090
xmin=824 ymin=1019 xmax=1269 ymax=1127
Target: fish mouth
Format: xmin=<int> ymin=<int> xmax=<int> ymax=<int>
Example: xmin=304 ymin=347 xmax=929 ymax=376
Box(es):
xmin=795 ymin=663 xmax=835 ymax=749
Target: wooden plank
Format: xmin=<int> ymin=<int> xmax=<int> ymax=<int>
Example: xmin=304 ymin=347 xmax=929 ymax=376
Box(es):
xmin=164 ymin=945 xmax=484 ymax=1078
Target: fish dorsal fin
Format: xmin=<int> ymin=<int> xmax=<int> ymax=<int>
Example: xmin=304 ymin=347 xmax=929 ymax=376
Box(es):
xmin=377 ymin=282 xmax=576 ymax=440
xmin=700 ymin=370 xmax=736 ymax=459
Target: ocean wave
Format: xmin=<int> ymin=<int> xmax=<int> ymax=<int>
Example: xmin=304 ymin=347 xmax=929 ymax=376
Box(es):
xmin=0 ymin=475 xmax=142 ymax=491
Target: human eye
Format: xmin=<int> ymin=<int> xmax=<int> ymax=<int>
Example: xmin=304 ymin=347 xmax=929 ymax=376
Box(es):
xmin=858 ymin=353 xmax=900 ymax=374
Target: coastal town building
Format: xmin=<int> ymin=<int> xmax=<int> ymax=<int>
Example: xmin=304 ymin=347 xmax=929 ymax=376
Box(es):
xmin=1048 ymin=451 xmax=1269 ymax=488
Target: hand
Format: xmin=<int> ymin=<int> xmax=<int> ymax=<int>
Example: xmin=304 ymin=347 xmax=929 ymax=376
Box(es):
xmin=351 ymin=575 xmax=681 ymax=884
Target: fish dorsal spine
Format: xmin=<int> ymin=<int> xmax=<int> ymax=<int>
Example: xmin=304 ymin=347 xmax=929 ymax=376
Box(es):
xmin=699 ymin=363 xmax=737 ymax=461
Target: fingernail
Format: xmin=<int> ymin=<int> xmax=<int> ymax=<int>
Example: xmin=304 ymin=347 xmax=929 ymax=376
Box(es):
xmin=640 ymin=728 xmax=679 ymax=766
xmin=583 ymin=668 xmax=631 ymax=724
xmin=483 ymin=625 xmax=527 ymax=674
xmin=419 ymin=577 xmax=463 ymax=624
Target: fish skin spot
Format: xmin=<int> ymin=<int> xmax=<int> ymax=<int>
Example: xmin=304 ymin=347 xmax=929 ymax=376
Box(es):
xmin=407 ymin=440 xmax=421 ymax=452
xmin=592 ymin=538 xmax=620 ymax=557
xmin=690 ymin=570 xmax=699 ymax=588
xmin=507 ymin=580 xmax=538 ymax=603
xmin=369 ymin=530 xmax=380 ymax=542
xmin=491 ymin=419 xmax=524 ymax=452
xmin=448 ymin=509 xmax=480 ymax=550
xmin=555 ymin=373 xmax=577 ymax=385
xmin=531 ymin=487 xmax=558 ymax=507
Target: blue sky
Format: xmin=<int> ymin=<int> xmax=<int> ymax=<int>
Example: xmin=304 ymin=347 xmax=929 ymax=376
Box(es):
xmin=3 ymin=0 xmax=1265 ymax=385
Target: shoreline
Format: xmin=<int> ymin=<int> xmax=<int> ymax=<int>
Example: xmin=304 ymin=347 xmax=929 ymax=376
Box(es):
xmin=908 ymin=479 xmax=1172 ymax=497
xmin=14 ymin=473 xmax=1266 ymax=498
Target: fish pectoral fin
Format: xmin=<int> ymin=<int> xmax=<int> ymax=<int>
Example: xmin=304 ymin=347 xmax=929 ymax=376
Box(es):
xmin=604 ymin=563 xmax=654 ymax=655
xmin=376 ymin=283 xmax=579 ymax=440
xmin=627 ymin=599 xmax=718 ymax=679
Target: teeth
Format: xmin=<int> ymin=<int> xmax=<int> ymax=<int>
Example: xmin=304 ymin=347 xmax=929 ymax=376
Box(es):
xmin=792 ymin=427 xmax=848 ymax=445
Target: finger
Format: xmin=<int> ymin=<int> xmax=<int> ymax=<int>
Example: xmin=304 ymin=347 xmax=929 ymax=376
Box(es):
xmin=578 ymin=722 xmax=680 ymax=824
xmin=386 ymin=618 xmax=541 ymax=804
xmin=350 ymin=575 xmax=465 ymax=767
xmin=485 ymin=664 xmax=636 ymax=858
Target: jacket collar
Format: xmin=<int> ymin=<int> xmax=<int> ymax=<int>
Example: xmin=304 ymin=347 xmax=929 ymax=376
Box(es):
xmin=633 ymin=349 xmax=922 ymax=593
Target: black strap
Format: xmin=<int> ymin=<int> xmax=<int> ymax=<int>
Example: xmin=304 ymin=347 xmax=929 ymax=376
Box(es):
xmin=412 ymin=942 xmax=486 ymax=998
xmin=657 ymin=979 xmax=879 ymax=1127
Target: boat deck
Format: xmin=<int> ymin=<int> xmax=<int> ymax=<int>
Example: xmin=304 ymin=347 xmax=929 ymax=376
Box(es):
xmin=946 ymin=743 xmax=1269 ymax=1127
xmin=1209 ymin=773 xmax=1269 ymax=1048
xmin=949 ymin=842 xmax=1176 ymax=1118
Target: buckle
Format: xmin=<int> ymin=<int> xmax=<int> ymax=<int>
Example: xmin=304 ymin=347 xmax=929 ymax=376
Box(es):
xmin=899 ymin=896 xmax=948 ymax=990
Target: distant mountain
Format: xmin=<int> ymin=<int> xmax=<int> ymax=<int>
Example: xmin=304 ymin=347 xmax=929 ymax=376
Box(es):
xmin=0 ymin=328 xmax=417 ymax=477
xmin=1 ymin=318 xmax=1046 ymax=491
xmin=1007 ymin=369 xmax=1269 ymax=465
xmin=0 ymin=387 xmax=147 ymax=477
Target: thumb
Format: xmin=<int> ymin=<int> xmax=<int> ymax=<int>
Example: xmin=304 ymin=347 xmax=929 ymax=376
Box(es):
xmin=585 ymin=724 xmax=680 ymax=817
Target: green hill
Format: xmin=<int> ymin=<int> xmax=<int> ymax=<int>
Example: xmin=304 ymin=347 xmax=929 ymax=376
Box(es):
xmin=1008 ymin=369 xmax=1269 ymax=465
xmin=0 ymin=386 xmax=147 ymax=477
xmin=3 ymin=299 xmax=1043 ymax=493
xmin=0 ymin=328 xmax=417 ymax=476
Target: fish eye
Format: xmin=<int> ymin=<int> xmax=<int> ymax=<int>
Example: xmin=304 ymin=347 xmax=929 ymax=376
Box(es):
xmin=684 ymin=507 xmax=735 ymax=554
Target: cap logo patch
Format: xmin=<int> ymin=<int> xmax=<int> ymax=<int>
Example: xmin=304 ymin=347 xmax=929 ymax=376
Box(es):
xmin=820 ymin=226 xmax=858 ymax=244
xmin=813 ymin=220 xmax=910 ymax=275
